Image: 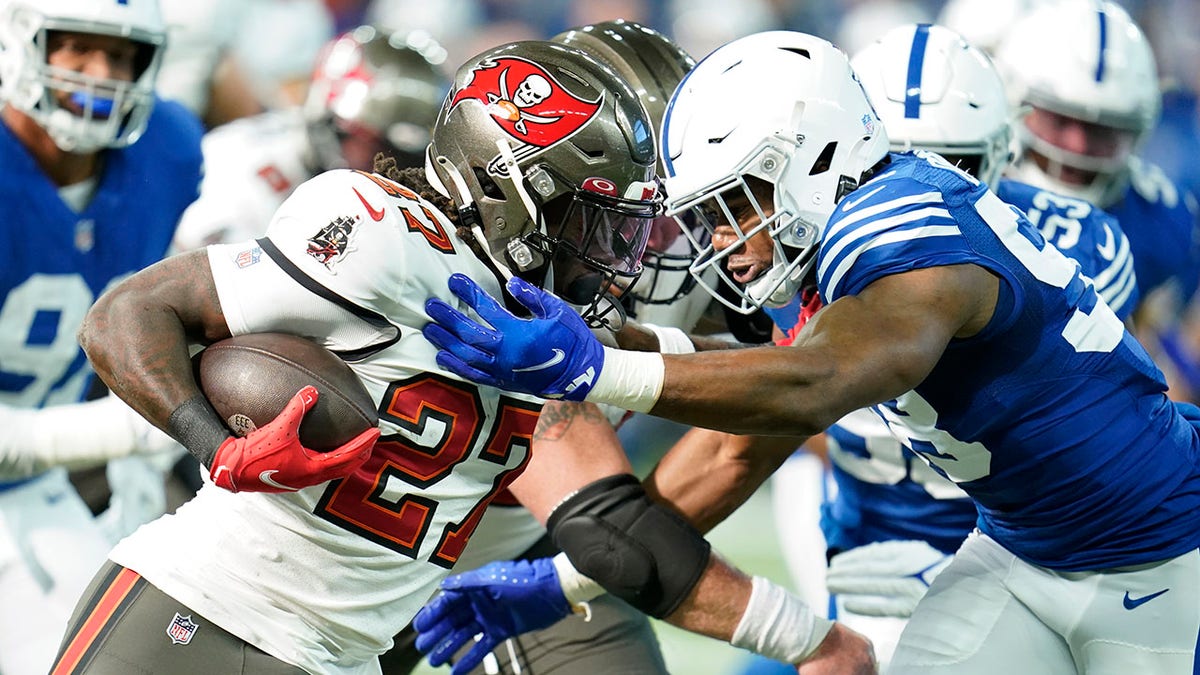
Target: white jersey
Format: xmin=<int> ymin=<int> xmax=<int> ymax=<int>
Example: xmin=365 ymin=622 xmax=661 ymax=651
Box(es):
xmin=110 ymin=169 xmax=544 ymax=674
xmin=156 ymin=0 xmax=244 ymax=115
xmin=172 ymin=108 xmax=314 ymax=252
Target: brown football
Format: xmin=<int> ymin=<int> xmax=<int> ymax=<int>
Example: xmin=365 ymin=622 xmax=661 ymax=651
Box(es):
xmin=195 ymin=333 xmax=378 ymax=452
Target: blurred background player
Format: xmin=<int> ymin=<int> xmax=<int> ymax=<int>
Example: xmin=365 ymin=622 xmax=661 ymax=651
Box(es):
xmin=155 ymin=0 xmax=336 ymax=128
xmin=170 ymin=24 xmax=449 ymax=252
xmin=0 ymin=0 xmax=203 ymax=672
xmin=992 ymin=0 xmax=1200 ymax=401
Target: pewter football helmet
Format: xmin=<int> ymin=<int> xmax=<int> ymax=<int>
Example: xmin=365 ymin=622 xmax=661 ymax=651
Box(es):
xmin=304 ymin=25 xmax=449 ymax=172
xmin=552 ymin=19 xmax=701 ymax=311
xmin=427 ymin=40 xmax=660 ymax=328
xmin=0 ymin=0 xmax=165 ymax=152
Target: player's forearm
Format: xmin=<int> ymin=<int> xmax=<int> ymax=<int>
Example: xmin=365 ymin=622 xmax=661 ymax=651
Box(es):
xmin=588 ymin=345 xmax=851 ymax=436
xmin=646 ymin=428 xmax=803 ymax=533
xmin=615 ymin=320 xmax=745 ymax=354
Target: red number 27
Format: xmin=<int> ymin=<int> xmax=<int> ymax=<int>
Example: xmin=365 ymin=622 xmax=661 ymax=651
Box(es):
xmin=315 ymin=373 xmax=541 ymax=568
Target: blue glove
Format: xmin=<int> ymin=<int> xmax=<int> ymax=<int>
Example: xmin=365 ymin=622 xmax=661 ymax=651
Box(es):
xmin=413 ymin=558 xmax=572 ymax=674
xmin=424 ymin=273 xmax=605 ymax=400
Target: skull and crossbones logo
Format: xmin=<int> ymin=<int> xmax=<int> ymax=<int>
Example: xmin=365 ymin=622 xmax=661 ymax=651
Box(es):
xmin=487 ymin=69 xmax=563 ymax=135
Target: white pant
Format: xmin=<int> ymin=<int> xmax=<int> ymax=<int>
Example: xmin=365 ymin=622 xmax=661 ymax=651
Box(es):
xmin=0 ymin=470 xmax=112 ymax=675
xmin=891 ymin=530 xmax=1200 ymax=674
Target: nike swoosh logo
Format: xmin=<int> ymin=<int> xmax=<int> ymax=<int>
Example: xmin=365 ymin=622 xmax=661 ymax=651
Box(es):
xmin=259 ymin=470 xmax=301 ymax=491
xmin=353 ymin=187 xmax=387 ymax=222
xmin=840 ymin=185 xmax=886 ymax=212
xmin=1096 ymin=224 xmax=1116 ymax=260
xmin=1123 ymin=588 xmax=1169 ymax=610
xmin=513 ymin=348 xmax=565 ymax=372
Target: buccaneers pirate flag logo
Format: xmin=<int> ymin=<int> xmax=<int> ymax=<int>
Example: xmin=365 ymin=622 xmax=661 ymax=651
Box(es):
xmin=450 ymin=56 xmax=602 ymax=148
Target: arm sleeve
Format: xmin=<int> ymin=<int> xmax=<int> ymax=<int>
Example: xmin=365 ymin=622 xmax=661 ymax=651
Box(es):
xmin=0 ymin=395 xmax=183 ymax=478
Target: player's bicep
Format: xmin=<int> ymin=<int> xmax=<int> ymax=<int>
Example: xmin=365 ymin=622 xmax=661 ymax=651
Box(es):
xmin=801 ymin=264 xmax=998 ymax=402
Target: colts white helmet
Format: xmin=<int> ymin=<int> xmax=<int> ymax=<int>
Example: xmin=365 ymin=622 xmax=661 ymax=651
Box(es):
xmin=852 ymin=23 xmax=1013 ymax=187
xmin=0 ymin=0 xmax=166 ymax=152
xmin=992 ymin=0 xmax=1160 ymax=206
xmin=662 ymin=31 xmax=889 ymax=314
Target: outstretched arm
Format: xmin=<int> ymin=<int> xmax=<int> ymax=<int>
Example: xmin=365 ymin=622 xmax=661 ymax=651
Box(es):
xmin=425 ymin=264 xmax=997 ymax=435
xmin=417 ymin=399 xmax=874 ymax=673
xmin=645 ymin=427 xmax=804 ymax=533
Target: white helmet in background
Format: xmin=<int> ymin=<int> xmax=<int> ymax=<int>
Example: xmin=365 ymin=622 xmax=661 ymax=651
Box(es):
xmin=0 ymin=0 xmax=166 ymax=152
xmin=992 ymin=0 xmax=1161 ymax=206
xmin=936 ymin=0 xmax=1037 ymax=56
xmin=852 ymin=23 xmax=1013 ymax=187
xmin=662 ymin=31 xmax=888 ymax=314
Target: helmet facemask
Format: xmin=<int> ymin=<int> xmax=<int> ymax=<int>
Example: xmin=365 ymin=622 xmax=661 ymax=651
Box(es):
xmin=660 ymin=32 xmax=888 ymax=315
xmin=670 ymin=139 xmax=819 ymax=315
xmin=519 ymin=165 xmax=657 ymax=329
xmin=0 ymin=4 xmax=164 ymax=153
xmin=1009 ymin=104 xmax=1140 ymax=204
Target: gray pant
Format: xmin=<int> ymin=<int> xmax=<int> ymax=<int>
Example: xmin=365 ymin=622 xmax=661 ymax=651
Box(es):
xmin=52 ymin=561 xmax=306 ymax=675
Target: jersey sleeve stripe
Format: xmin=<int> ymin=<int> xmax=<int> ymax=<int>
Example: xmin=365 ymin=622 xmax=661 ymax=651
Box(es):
xmin=820 ymin=206 xmax=955 ymax=281
xmin=825 ymin=225 xmax=962 ymax=298
xmin=828 ymin=190 xmax=945 ymax=235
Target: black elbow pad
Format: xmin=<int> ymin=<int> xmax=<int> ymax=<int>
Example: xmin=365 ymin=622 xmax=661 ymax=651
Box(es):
xmin=547 ymin=474 xmax=711 ymax=618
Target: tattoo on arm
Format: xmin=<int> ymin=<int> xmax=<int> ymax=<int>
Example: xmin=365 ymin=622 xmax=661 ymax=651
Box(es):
xmin=533 ymin=402 xmax=609 ymax=442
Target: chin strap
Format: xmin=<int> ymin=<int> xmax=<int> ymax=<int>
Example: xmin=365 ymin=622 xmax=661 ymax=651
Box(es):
xmin=427 ymin=148 xmax=517 ymax=281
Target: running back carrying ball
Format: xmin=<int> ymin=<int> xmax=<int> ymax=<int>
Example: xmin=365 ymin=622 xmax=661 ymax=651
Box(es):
xmin=195 ymin=333 xmax=378 ymax=451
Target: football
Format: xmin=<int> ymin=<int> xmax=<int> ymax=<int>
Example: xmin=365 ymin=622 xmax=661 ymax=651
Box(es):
xmin=195 ymin=333 xmax=378 ymax=452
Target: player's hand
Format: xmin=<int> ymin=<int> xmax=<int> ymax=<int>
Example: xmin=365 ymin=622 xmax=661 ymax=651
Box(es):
xmin=424 ymin=273 xmax=605 ymax=400
xmin=413 ymin=558 xmax=572 ymax=675
xmin=796 ymin=622 xmax=877 ymax=675
xmin=209 ymin=386 xmax=377 ymax=493
xmin=825 ymin=540 xmax=951 ymax=617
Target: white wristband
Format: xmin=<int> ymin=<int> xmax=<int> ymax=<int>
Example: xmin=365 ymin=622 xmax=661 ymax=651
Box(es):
xmin=731 ymin=576 xmax=834 ymax=664
xmin=584 ymin=347 xmax=664 ymax=414
xmin=552 ymin=551 xmax=604 ymax=620
xmin=643 ymin=323 xmax=696 ymax=354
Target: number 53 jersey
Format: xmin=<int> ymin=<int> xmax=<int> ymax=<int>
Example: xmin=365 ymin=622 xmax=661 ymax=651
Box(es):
xmin=109 ymin=169 xmax=544 ymax=675
xmin=816 ymin=151 xmax=1200 ymax=573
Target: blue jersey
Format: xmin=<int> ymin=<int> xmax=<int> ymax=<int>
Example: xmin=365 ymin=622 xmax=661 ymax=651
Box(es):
xmin=814 ymin=151 xmax=1200 ymax=571
xmin=0 ymin=99 xmax=202 ymax=486
xmin=811 ymin=173 xmax=1143 ymax=557
xmin=1106 ymin=157 xmax=1200 ymax=303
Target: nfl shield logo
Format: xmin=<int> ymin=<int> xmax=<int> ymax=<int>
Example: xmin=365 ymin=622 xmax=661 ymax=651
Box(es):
xmin=166 ymin=613 xmax=199 ymax=645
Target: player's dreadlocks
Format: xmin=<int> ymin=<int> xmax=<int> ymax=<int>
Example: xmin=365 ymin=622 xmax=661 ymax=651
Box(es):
xmin=373 ymin=153 xmax=494 ymax=263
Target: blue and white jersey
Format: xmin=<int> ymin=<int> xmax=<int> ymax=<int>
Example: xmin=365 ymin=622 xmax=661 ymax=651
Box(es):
xmin=814 ymin=175 xmax=1142 ymax=557
xmin=1106 ymin=156 xmax=1200 ymax=304
xmin=996 ymin=178 xmax=1139 ymax=315
xmin=815 ymin=151 xmax=1200 ymax=571
xmin=0 ymin=99 xmax=203 ymax=487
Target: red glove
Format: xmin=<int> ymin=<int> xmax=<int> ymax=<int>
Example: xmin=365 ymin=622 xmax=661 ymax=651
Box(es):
xmin=209 ymin=385 xmax=378 ymax=493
